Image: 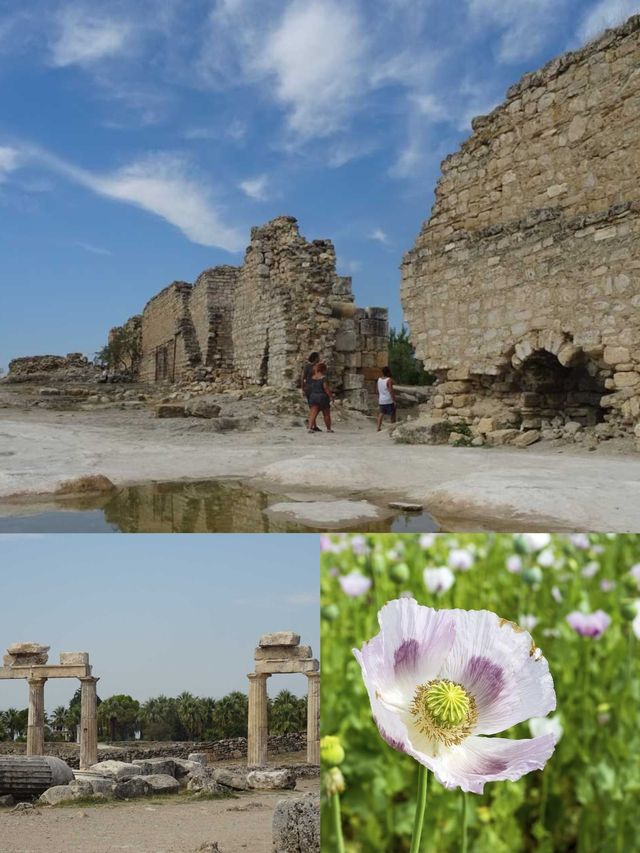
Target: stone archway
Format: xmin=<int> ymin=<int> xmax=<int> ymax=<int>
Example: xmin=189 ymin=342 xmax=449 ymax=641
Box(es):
xmin=0 ymin=643 xmax=99 ymax=769
xmin=247 ymin=632 xmax=319 ymax=767
xmin=505 ymin=332 xmax=609 ymax=428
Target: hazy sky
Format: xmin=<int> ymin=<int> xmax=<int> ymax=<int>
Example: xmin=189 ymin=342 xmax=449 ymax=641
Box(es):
xmin=0 ymin=534 xmax=319 ymax=711
xmin=0 ymin=0 xmax=638 ymax=369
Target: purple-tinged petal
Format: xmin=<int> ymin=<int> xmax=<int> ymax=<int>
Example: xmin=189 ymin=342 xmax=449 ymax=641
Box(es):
xmin=439 ymin=609 xmax=555 ymax=734
xmin=339 ymin=571 xmax=371 ymax=597
xmin=567 ymin=610 xmax=611 ymax=638
xmin=431 ymin=734 xmax=556 ymax=794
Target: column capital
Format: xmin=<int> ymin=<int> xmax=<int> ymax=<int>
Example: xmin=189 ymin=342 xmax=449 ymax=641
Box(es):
xmin=79 ymin=675 xmax=100 ymax=685
xmin=306 ymin=670 xmax=320 ymax=680
xmin=27 ymin=675 xmax=47 ymax=685
xmin=247 ymin=671 xmax=271 ymax=681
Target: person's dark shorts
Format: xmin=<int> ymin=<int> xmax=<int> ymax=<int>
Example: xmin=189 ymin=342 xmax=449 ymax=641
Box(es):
xmin=309 ymin=394 xmax=331 ymax=411
xmin=379 ymin=403 xmax=396 ymax=416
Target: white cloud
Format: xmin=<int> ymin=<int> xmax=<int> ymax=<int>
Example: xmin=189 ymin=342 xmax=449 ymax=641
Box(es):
xmin=238 ymin=174 xmax=268 ymax=200
xmin=467 ymin=0 xmax=563 ymax=63
xmin=577 ymin=0 xmax=640 ymax=42
xmin=49 ymin=6 xmax=132 ymax=67
xmin=368 ymin=227 xmax=390 ymax=245
xmin=0 ymin=146 xmax=21 ymax=182
xmin=75 ymin=241 xmax=112 ymax=255
xmin=31 ymin=147 xmax=243 ymax=251
xmin=255 ymin=0 xmax=368 ymax=139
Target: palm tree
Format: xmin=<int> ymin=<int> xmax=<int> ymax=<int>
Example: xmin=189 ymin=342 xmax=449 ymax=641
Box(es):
xmin=211 ymin=691 xmax=248 ymax=739
xmin=176 ymin=692 xmax=210 ymax=741
xmin=51 ymin=706 xmax=68 ymax=738
xmin=97 ymin=695 xmax=140 ymax=741
xmin=270 ymin=690 xmax=307 ymax=734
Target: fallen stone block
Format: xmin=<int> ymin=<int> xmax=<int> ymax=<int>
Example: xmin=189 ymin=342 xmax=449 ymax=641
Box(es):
xmin=132 ymin=758 xmax=176 ymax=777
xmin=114 ymin=776 xmax=151 ymax=799
xmin=485 ymin=429 xmax=519 ymax=446
xmin=54 ymin=475 xmax=116 ymax=496
xmin=512 ymin=430 xmax=541 ymax=447
xmin=144 ymin=774 xmax=181 ymax=794
xmin=155 ymin=403 xmax=187 ymax=418
xmin=174 ymin=758 xmax=204 ymax=777
xmin=90 ymin=760 xmax=143 ymax=781
xmin=272 ymin=793 xmax=320 ymax=853
xmin=259 ymin=632 xmax=300 ymax=647
xmin=211 ymin=768 xmax=249 ymax=791
xmin=185 ymin=398 xmax=222 ymax=419
xmin=247 ymin=769 xmax=295 ymax=790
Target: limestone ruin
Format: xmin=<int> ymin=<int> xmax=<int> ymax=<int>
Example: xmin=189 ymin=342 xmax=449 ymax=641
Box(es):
xmin=247 ymin=632 xmax=319 ymax=767
xmin=0 ymin=643 xmax=98 ymax=770
xmin=115 ymin=216 xmax=388 ymax=409
xmin=401 ymin=16 xmax=640 ymax=446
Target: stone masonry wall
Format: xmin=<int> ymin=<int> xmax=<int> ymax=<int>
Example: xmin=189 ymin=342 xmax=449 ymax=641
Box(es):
xmin=133 ymin=217 xmax=388 ymax=407
xmin=401 ymin=15 xmax=640 ymax=442
xmin=139 ymin=282 xmax=200 ymax=383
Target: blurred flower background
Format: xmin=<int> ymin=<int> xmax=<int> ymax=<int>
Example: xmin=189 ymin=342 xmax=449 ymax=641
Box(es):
xmin=320 ymin=533 xmax=640 ymax=852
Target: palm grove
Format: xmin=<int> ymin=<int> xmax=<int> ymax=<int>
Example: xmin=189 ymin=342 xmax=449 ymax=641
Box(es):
xmin=0 ymin=689 xmax=306 ymax=743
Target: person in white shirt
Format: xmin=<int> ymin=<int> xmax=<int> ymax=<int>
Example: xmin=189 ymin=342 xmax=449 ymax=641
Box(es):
xmin=376 ymin=366 xmax=397 ymax=431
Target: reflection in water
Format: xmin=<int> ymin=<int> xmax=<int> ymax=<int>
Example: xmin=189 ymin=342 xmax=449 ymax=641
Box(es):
xmin=0 ymin=479 xmax=439 ymax=533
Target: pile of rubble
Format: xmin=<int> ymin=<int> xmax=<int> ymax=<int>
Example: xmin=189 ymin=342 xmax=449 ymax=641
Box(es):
xmin=3 ymin=354 xmax=99 ymax=385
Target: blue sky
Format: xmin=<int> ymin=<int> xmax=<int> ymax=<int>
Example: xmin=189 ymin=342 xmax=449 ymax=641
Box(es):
xmin=0 ymin=534 xmax=319 ymax=710
xmin=0 ymin=0 xmax=638 ymax=370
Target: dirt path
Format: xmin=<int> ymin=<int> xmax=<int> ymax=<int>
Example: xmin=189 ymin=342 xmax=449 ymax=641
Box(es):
xmin=0 ymin=780 xmax=316 ymax=853
xmin=1 ymin=406 xmax=639 ymax=530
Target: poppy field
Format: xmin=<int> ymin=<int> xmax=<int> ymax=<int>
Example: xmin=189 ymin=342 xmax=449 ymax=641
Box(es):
xmin=320 ymin=533 xmax=640 ymax=852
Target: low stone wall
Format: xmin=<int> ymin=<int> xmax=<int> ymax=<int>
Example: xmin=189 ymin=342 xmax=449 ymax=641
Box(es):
xmin=0 ymin=732 xmax=306 ymax=769
xmin=3 ymin=354 xmax=99 ymax=385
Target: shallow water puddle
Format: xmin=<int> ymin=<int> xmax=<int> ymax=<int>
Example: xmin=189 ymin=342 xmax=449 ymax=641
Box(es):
xmin=0 ymin=479 xmax=439 ymax=534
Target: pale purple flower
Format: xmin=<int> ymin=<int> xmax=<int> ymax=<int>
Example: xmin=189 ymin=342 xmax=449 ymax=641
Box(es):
xmin=537 ymin=548 xmax=555 ymax=568
xmin=551 ymin=586 xmax=563 ymax=603
xmin=448 ymin=548 xmax=474 ymax=571
xmin=506 ymin=555 xmax=522 ymax=574
xmin=630 ymin=564 xmax=640 ymax=586
xmin=529 ymin=715 xmax=563 ymax=743
xmin=339 ymin=572 xmax=372 ymax=597
xmin=423 ymin=567 xmax=455 ymax=595
xmin=600 ymin=579 xmax=616 ymax=592
xmin=519 ymin=614 xmax=538 ymax=632
xmin=569 ymin=534 xmax=590 ymax=550
xmin=592 ymin=544 xmax=604 ymax=555
xmin=566 ymin=610 xmax=611 ymax=638
xmin=353 ymin=598 xmax=556 ymax=794
xmin=420 ymin=534 xmax=436 ymax=549
xmin=321 ymin=535 xmax=342 ymax=553
xmin=522 ymin=533 xmax=551 ymax=552
xmin=581 ymin=561 xmax=599 ymax=579
xmin=350 ymin=535 xmax=368 ymax=556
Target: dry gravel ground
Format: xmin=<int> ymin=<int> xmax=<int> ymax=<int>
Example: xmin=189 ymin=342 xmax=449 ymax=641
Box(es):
xmin=0 ymin=779 xmax=316 ymax=853
xmin=1 ymin=402 xmax=639 ymax=531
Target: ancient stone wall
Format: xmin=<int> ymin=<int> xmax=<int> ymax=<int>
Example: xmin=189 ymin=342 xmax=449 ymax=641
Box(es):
xmin=139 ymin=282 xmax=200 ymax=383
xmin=401 ymin=15 xmax=640 ymax=443
xmin=131 ymin=217 xmax=388 ymax=407
xmin=190 ymin=266 xmax=239 ymax=370
xmin=3 ymin=354 xmax=98 ymax=384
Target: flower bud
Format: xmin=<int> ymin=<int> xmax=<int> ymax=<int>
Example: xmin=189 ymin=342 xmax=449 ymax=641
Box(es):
xmin=620 ymin=599 xmax=639 ymax=621
xmin=324 ymin=766 xmax=346 ymax=795
xmin=320 ymin=735 xmax=345 ymax=766
xmin=321 ymin=604 xmax=340 ymax=622
xmin=390 ymin=563 xmax=410 ymax=584
xmin=522 ymin=567 xmax=543 ymax=586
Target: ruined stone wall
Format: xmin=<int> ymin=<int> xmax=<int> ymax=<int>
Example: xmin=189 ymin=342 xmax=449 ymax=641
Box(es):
xmin=139 ymin=282 xmax=200 ymax=383
xmin=401 ymin=15 xmax=640 ymax=440
xmin=190 ymin=266 xmax=239 ymax=370
xmin=3 ymin=354 xmax=98 ymax=384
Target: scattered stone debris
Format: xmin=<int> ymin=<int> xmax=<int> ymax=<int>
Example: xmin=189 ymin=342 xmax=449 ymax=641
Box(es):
xmin=54 ymin=475 xmax=117 ymax=496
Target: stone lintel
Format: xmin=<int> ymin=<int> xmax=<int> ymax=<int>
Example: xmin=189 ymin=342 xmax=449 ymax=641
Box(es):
xmin=0 ymin=664 xmax=92 ymax=680
xmin=258 ymin=632 xmax=300 ymax=647
xmin=59 ymin=652 xmax=90 ymax=666
xmin=254 ymin=658 xmax=319 ymax=675
xmin=254 ymin=645 xmax=312 ymax=661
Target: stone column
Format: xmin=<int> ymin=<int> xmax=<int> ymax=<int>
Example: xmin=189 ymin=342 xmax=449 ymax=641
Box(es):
xmin=247 ymin=672 xmax=270 ymax=766
xmin=306 ymin=671 xmax=320 ymax=765
xmin=79 ymin=676 xmax=99 ymax=770
xmin=26 ymin=677 xmax=47 ymax=756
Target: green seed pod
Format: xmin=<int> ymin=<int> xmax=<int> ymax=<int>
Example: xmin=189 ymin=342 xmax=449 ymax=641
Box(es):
xmin=320 ymin=735 xmax=345 ymax=766
xmin=321 ymin=604 xmax=340 ymax=622
xmin=390 ymin=563 xmax=411 ymax=584
xmin=522 ymin=567 xmax=543 ymax=586
xmin=620 ymin=599 xmax=639 ymax=621
xmin=324 ymin=766 xmax=346 ymax=795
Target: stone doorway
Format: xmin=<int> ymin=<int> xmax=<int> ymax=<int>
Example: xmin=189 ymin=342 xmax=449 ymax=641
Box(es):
xmin=510 ymin=348 xmax=607 ymax=428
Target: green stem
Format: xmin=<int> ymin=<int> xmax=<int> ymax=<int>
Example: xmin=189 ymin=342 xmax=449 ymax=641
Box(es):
xmin=410 ymin=764 xmax=429 ymax=853
xmin=461 ymin=791 xmax=469 ymax=853
xmin=332 ymin=791 xmax=345 ymax=853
